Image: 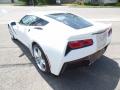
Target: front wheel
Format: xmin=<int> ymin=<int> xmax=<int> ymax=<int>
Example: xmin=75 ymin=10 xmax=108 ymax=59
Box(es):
xmin=33 ymin=44 xmax=50 ymax=73
xmin=8 ymin=25 xmax=16 ymax=40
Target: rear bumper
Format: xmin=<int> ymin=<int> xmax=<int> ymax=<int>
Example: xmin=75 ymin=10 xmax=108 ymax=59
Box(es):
xmin=60 ymin=45 xmax=108 ymax=74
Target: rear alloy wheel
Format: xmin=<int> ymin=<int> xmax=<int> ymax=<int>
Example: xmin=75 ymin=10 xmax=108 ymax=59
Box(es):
xmin=33 ymin=44 xmax=49 ymax=73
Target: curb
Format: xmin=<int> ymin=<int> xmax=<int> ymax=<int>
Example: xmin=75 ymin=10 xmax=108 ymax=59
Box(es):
xmin=92 ymin=18 xmax=120 ymax=22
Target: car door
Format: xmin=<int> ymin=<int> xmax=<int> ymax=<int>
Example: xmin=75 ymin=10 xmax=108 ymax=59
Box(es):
xmin=17 ymin=15 xmax=35 ymax=46
xmin=17 ymin=15 xmax=49 ymax=47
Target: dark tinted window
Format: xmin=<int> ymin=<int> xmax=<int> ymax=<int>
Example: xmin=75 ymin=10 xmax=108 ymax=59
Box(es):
xmin=19 ymin=15 xmax=48 ymax=26
xmin=30 ymin=16 xmax=49 ymax=26
xmin=47 ymin=13 xmax=93 ymax=29
xmin=19 ymin=15 xmax=31 ymax=25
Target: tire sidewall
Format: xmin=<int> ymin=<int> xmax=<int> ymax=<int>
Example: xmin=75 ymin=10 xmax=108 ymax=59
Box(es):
xmin=8 ymin=25 xmax=16 ymax=40
xmin=32 ymin=44 xmax=50 ymax=73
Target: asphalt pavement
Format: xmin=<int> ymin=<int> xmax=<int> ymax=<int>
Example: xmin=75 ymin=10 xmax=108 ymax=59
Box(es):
xmin=0 ymin=6 xmax=120 ymax=90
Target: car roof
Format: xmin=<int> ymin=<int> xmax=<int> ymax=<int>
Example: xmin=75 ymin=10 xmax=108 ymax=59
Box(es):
xmin=25 ymin=11 xmax=95 ymax=29
xmin=28 ymin=11 xmax=67 ymax=17
xmin=26 ymin=11 xmax=70 ymax=24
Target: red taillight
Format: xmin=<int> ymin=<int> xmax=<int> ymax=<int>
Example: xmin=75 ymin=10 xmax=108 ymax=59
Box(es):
xmin=68 ymin=39 xmax=93 ymax=49
xmin=108 ymin=28 xmax=112 ymax=36
xmin=83 ymin=39 xmax=93 ymax=46
xmin=68 ymin=41 xmax=84 ymax=49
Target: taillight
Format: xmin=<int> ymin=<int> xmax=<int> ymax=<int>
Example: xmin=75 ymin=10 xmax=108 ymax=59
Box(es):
xmin=68 ymin=39 xmax=93 ymax=49
xmin=108 ymin=28 xmax=112 ymax=36
xmin=68 ymin=41 xmax=84 ymax=49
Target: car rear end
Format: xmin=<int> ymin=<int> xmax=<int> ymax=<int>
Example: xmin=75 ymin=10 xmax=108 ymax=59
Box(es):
xmin=46 ymin=12 xmax=112 ymax=75
xmin=57 ymin=26 xmax=112 ymax=75
xmin=62 ymin=25 xmax=112 ymax=67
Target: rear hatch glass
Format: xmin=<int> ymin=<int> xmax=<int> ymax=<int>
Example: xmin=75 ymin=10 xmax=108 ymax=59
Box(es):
xmin=46 ymin=13 xmax=93 ymax=29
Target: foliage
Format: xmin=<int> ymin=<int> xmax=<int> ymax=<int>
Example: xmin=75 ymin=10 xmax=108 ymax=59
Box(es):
xmin=19 ymin=0 xmax=56 ymax=5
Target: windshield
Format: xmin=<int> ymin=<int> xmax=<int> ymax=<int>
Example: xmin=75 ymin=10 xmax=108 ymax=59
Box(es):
xmin=46 ymin=13 xmax=93 ymax=29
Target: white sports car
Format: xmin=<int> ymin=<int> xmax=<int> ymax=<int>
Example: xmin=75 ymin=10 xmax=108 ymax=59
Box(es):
xmin=8 ymin=11 xmax=112 ymax=76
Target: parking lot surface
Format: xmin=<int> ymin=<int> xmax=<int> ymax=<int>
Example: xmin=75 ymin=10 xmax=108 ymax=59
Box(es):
xmin=0 ymin=6 xmax=120 ymax=90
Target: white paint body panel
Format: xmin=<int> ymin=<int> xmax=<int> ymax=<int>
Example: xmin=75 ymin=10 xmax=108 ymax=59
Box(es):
xmin=8 ymin=11 xmax=112 ymax=75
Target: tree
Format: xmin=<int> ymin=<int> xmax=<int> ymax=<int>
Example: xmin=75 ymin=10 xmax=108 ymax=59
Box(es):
xmin=19 ymin=0 xmax=56 ymax=5
xmin=19 ymin=0 xmax=38 ymax=5
xmin=11 ymin=0 xmax=14 ymax=3
xmin=27 ymin=0 xmax=34 ymax=5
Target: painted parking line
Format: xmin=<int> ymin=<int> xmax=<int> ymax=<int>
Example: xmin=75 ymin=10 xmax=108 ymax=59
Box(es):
xmin=0 ymin=63 xmax=33 ymax=68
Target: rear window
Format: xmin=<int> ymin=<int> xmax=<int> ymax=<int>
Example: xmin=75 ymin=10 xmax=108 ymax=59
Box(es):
xmin=46 ymin=13 xmax=93 ymax=29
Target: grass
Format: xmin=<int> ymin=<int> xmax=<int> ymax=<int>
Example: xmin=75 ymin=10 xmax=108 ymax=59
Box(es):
xmin=13 ymin=0 xmax=56 ymax=6
xmin=13 ymin=1 xmax=26 ymax=6
xmin=1 ymin=1 xmax=120 ymax=7
xmin=63 ymin=2 xmax=120 ymax=8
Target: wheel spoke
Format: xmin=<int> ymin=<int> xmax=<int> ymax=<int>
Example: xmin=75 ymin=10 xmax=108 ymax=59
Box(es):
xmin=39 ymin=59 xmax=45 ymax=71
xmin=37 ymin=49 xmax=42 ymax=58
xmin=33 ymin=46 xmax=46 ymax=72
xmin=34 ymin=48 xmax=41 ymax=58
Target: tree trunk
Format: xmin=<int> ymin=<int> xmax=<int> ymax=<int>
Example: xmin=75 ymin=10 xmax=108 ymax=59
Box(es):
xmin=11 ymin=0 xmax=14 ymax=3
xmin=27 ymin=0 xmax=38 ymax=5
xmin=27 ymin=0 xmax=33 ymax=5
xmin=81 ymin=0 xmax=84 ymax=5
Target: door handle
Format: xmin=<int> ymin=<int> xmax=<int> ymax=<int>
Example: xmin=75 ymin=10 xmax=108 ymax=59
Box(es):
xmin=34 ymin=27 xmax=43 ymax=30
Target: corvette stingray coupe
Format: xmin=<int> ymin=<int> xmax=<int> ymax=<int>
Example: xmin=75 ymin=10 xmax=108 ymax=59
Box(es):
xmin=8 ymin=11 xmax=112 ymax=76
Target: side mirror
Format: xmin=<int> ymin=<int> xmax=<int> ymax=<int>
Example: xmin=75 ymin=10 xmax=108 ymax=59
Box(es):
xmin=11 ymin=22 xmax=16 ymax=26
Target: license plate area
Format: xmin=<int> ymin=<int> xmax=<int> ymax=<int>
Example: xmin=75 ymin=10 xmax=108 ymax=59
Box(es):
xmin=96 ymin=31 xmax=107 ymax=49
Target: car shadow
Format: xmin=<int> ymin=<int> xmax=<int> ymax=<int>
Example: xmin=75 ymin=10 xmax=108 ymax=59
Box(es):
xmin=12 ymin=39 xmax=120 ymax=90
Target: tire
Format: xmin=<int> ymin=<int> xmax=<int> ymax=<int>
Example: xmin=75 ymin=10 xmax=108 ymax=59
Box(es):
xmin=11 ymin=33 xmax=16 ymax=40
xmin=8 ymin=25 xmax=16 ymax=40
xmin=32 ymin=44 xmax=50 ymax=73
